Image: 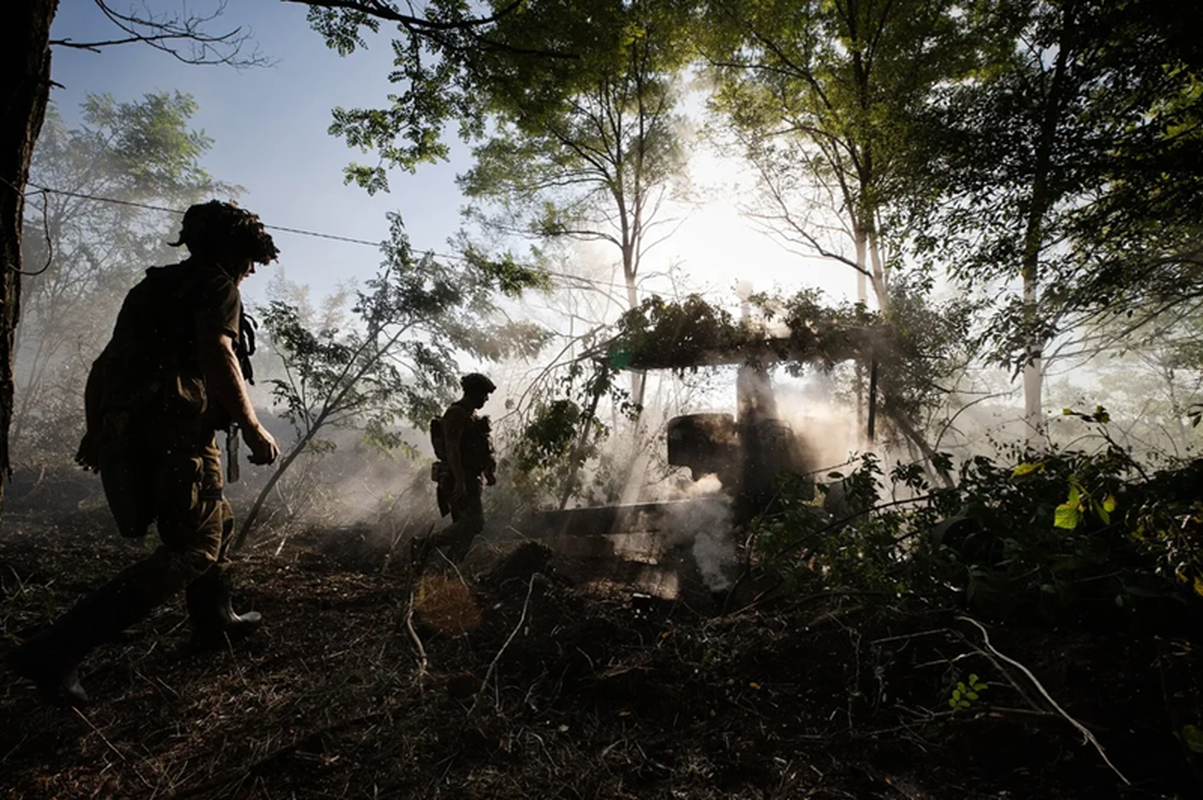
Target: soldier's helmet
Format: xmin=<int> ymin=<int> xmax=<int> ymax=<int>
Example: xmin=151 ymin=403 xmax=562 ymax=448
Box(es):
xmin=169 ymin=200 xmax=279 ymax=264
xmin=461 ymin=373 xmax=497 ymax=396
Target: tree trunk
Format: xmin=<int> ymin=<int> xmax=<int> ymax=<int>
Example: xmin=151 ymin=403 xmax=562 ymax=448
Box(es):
xmin=853 ymin=229 xmax=868 ymax=443
xmin=558 ymin=382 xmax=604 ymax=511
xmin=1021 ymin=271 xmax=1044 ymax=439
xmin=1020 ymin=3 xmax=1076 ymax=447
xmin=232 ymin=430 xmax=316 ymax=551
xmin=0 ymin=0 xmax=59 ymax=503
xmin=882 ymin=402 xmax=954 ymax=489
xmin=867 ymin=226 xmax=890 ymax=313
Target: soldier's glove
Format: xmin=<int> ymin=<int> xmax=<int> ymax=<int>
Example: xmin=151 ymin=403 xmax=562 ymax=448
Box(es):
xmin=74 ymin=431 xmax=101 ymax=473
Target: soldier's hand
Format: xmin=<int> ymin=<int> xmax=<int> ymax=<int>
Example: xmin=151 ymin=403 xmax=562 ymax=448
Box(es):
xmin=243 ymin=423 xmax=279 ymax=466
xmin=74 ymin=431 xmax=101 ymax=473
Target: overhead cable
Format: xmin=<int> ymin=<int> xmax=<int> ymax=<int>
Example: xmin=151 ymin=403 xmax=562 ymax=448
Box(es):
xmin=6 ymin=180 xmax=642 ymax=292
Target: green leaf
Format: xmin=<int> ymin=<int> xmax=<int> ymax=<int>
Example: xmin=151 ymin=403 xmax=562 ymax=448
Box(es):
xmin=1054 ymin=503 xmax=1082 ymax=530
xmin=1012 ymin=462 xmax=1041 ymax=478
xmin=1181 ymin=724 xmax=1203 ymax=754
xmin=1102 ymin=495 xmax=1117 ymax=513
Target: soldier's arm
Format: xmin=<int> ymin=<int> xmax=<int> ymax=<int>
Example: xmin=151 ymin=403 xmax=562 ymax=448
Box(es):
xmin=197 ymin=324 xmax=278 ymax=465
xmin=197 ymin=327 xmax=257 ymax=430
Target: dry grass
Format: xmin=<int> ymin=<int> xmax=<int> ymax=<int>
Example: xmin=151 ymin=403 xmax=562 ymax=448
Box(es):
xmin=3 ymin=512 xmax=1202 ymax=799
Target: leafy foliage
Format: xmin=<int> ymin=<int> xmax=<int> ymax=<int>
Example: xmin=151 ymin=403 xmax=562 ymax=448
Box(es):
xmin=316 ymin=0 xmax=696 ymax=324
xmin=15 ymin=92 xmax=233 ymax=467
xmin=756 ymin=415 xmax=1203 ymax=628
xmin=907 ymin=0 xmax=1203 ymax=373
xmin=236 ymin=214 xmax=549 ymax=545
xmin=702 ymin=0 xmax=985 ymax=310
xmin=949 ymin=673 xmax=988 ymax=711
xmin=608 ymin=294 xmax=742 ymax=370
xmin=499 ymin=356 xmax=637 ymax=512
xmin=607 ymin=286 xmax=973 ymax=458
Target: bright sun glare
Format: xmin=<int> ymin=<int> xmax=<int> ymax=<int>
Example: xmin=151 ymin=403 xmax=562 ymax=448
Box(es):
xmin=657 ymin=149 xmax=858 ymax=306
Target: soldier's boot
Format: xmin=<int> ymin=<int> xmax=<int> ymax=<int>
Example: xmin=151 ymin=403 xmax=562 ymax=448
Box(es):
xmin=9 ymin=581 xmax=155 ymax=707
xmin=442 ymin=529 xmax=477 ymax=563
xmin=8 ymin=644 xmax=89 ymax=708
xmin=186 ymin=568 xmax=261 ymax=648
xmin=414 ymin=526 xmax=476 ymax=567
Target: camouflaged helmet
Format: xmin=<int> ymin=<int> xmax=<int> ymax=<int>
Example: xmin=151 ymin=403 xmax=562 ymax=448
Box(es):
xmin=461 ymin=373 xmax=496 ymax=395
xmin=169 ymin=200 xmax=279 ymax=264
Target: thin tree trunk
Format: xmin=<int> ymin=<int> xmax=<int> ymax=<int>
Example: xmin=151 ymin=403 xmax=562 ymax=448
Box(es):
xmin=558 ymin=384 xmax=604 ymax=511
xmin=1020 ymin=3 xmax=1076 ymax=446
xmin=867 ymin=227 xmax=890 ymax=313
xmin=0 ymin=0 xmax=59 ymax=503
xmin=854 ymin=229 xmax=868 ymax=445
xmin=621 ymin=241 xmax=646 ymax=408
xmin=1021 ymin=273 xmax=1044 ymax=440
xmin=882 ymin=402 xmax=954 ymax=489
xmin=232 ymin=429 xmax=318 ymax=551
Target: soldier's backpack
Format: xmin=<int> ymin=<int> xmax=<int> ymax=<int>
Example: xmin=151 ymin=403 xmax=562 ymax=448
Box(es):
xmin=430 ymin=417 xmax=447 ymax=461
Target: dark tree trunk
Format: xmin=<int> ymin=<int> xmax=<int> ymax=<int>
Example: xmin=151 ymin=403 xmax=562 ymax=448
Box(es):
xmin=0 ymin=0 xmax=59 ymax=504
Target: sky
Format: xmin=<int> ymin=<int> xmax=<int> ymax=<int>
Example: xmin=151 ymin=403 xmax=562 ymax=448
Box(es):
xmin=45 ymin=0 xmax=858 ymax=311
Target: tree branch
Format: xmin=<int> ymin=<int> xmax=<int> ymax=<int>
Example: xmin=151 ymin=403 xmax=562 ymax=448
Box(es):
xmin=49 ymin=0 xmax=269 ymax=67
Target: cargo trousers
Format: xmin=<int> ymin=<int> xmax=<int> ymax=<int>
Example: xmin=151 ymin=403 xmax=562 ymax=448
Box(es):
xmin=17 ymin=410 xmax=243 ymax=671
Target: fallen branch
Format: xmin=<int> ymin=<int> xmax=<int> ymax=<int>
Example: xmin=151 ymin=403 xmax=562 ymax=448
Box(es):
xmin=470 ymin=573 xmax=536 ymax=716
xmin=985 ymin=705 xmax=1108 ymax=732
xmin=956 ymin=616 xmax=1131 ymax=785
xmin=949 ymin=632 xmax=1046 ymax=714
xmin=404 ymin=587 xmax=428 ymax=687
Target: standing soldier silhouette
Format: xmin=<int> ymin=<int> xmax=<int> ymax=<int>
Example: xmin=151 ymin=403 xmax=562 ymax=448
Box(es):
xmin=9 ymin=200 xmax=280 ymax=706
xmin=418 ymin=373 xmax=497 ymax=565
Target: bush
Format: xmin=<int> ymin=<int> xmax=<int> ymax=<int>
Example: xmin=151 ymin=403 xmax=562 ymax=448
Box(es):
xmin=755 ymin=420 xmax=1203 ymax=630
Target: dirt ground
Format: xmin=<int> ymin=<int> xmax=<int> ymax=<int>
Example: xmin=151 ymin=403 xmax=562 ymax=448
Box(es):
xmin=3 ymin=510 xmax=1202 ymax=800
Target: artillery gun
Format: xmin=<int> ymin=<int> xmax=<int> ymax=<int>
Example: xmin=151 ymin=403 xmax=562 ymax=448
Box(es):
xmin=490 ymin=307 xmax=885 ymax=599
